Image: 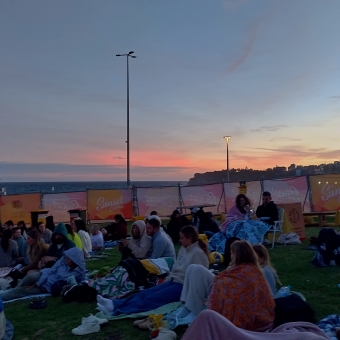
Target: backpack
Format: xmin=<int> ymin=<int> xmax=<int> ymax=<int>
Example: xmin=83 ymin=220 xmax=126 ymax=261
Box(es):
xmin=119 ymin=257 xmax=149 ymax=287
xmin=274 ymin=293 xmax=316 ymax=328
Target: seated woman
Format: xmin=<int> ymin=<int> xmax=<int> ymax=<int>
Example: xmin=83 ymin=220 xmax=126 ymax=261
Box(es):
xmin=1 ymin=248 xmax=86 ymax=301
xmin=17 ymin=220 xmax=28 ymax=240
xmin=253 ymin=244 xmax=281 ymax=296
xmin=20 ymin=229 xmax=50 ymax=275
xmin=173 ymin=240 xmax=275 ymax=332
xmin=65 ymin=223 xmax=83 ymax=250
xmin=0 ymin=229 xmax=18 ymax=268
xmin=74 ymin=219 xmax=92 ymax=258
xmin=118 ymin=220 xmax=152 ymax=260
xmin=209 ymin=194 xmax=270 ymax=253
xmin=96 ymin=225 xmax=209 ymax=316
xmin=90 ymin=225 xmax=104 ymax=251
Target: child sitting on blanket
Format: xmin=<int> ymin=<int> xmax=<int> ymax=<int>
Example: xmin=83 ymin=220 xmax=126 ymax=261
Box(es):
xmin=1 ymin=248 xmax=86 ymax=301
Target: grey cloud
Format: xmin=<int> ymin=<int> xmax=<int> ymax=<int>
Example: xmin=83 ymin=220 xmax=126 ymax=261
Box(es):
xmin=330 ymin=96 xmax=340 ymax=99
xmin=112 ymin=156 xmax=125 ymax=159
xmin=250 ymin=125 xmax=287 ymax=132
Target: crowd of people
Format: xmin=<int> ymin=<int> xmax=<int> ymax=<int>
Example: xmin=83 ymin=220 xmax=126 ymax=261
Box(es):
xmin=1 ymin=192 xmax=334 ymax=340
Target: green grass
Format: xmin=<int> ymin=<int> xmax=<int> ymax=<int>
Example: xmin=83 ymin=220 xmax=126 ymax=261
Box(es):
xmin=4 ymin=227 xmax=340 ymax=339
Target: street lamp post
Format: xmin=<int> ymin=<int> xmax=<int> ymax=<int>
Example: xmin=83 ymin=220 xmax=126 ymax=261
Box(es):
xmin=116 ymin=51 xmax=136 ymax=188
xmin=223 ymin=136 xmax=231 ymax=182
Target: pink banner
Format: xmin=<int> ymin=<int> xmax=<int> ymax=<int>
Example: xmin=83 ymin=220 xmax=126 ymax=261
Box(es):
xmin=43 ymin=192 xmax=87 ymax=222
xmin=224 ymin=181 xmax=262 ymax=211
xmin=136 ymin=187 xmax=180 ymax=217
xmin=263 ymin=177 xmax=310 ymax=212
xmin=87 ymin=189 xmax=133 ymax=220
xmin=180 ymin=184 xmax=225 ymax=214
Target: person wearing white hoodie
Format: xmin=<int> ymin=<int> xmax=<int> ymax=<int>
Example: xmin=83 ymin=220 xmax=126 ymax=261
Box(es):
xmin=119 ymin=220 xmax=152 ymax=259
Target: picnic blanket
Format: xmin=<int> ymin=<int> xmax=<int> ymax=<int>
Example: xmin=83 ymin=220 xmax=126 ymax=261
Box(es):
xmin=96 ymin=301 xmax=181 ymax=321
xmin=0 ymin=268 xmax=12 ymax=279
xmin=2 ymin=293 xmax=51 ymax=304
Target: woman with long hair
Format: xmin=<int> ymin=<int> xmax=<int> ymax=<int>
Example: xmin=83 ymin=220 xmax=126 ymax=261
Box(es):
xmin=0 ymin=229 xmax=18 ymax=268
xmin=209 ymin=194 xmax=270 ymax=253
xmin=20 ymin=229 xmax=49 ymax=275
xmin=173 ymin=240 xmax=274 ymax=331
xmin=74 ymin=219 xmax=92 ymax=258
xmin=253 ymin=244 xmax=281 ymax=296
xmin=65 ymin=223 xmax=83 ymax=250
xmin=96 ymin=225 xmax=209 ymax=317
xmin=17 ymin=220 xmax=28 ymax=240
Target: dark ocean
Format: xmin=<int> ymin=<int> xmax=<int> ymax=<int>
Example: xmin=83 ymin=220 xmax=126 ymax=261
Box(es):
xmin=0 ymin=181 xmax=188 ymax=196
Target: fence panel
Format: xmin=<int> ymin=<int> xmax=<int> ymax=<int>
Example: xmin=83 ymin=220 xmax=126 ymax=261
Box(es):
xmin=43 ymin=192 xmax=87 ymax=222
xmin=0 ymin=193 xmax=41 ymax=224
xmin=310 ymin=174 xmax=340 ymax=211
xmin=224 ymin=181 xmax=262 ymax=211
xmin=136 ymin=186 xmax=180 ymax=217
xmin=87 ymin=189 xmax=133 ymax=220
xmin=180 ymin=184 xmax=225 ymax=214
xmin=263 ymin=177 xmax=310 ymax=211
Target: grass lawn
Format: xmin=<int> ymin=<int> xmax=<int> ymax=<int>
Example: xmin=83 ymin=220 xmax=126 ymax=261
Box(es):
xmin=4 ymin=226 xmax=340 ymax=339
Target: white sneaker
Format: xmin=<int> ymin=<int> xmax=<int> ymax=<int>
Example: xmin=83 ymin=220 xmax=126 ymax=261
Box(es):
xmin=154 ymin=328 xmax=177 ymax=340
xmin=89 ymin=314 xmax=108 ymax=325
xmin=72 ymin=315 xmax=100 ymax=335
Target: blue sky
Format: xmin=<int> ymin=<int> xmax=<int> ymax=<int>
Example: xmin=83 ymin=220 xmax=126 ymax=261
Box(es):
xmin=1 ymin=0 xmax=340 ymax=181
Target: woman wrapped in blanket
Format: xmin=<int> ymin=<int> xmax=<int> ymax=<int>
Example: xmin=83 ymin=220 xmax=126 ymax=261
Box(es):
xmin=96 ymin=225 xmax=209 ymax=316
xmin=172 ymin=240 xmax=275 ymax=332
xmin=208 ymin=194 xmax=270 ymax=253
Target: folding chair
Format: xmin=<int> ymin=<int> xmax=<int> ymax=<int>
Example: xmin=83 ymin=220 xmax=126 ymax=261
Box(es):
xmin=266 ymin=208 xmax=284 ymax=249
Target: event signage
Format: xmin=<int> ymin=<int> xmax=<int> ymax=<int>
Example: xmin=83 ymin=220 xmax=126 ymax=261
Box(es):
xmin=43 ymin=192 xmax=87 ymax=222
xmin=87 ymin=189 xmax=133 ymax=220
xmin=278 ymin=202 xmax=306 ymax=240
xmin=263 ymin=177 xmax=310 ymax=212
xmin=310 ymin=175 xmax=340 ymax=211
xmin=180 ymin=184 xmax=225 ymax=214
xmin=0 ymin=193 xmax=41 ymax=224
xmin=136 ymin=187 xmax=180 ymax=217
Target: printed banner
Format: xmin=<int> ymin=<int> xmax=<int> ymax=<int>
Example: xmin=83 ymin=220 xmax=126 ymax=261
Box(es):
xmin=278 ymin=203 xmax=306 ymax=240
xmin=0 ymin=193 xmax=41 ymax=225
xmin=224 ymin=181 xmax=262 ymax=211
xmin=87 ymin=189 xmax=132 ymax=220
xmin=263 ymin=177 xmax=310 ymax=212
xmin=43 ymin=192 xmax=87 ymax=223
xmin=136 ymin=187 xmax=180 ymax=217
xmin=310 ymin=174 xmax=340 ymax=211
xmin=180 ymin=184 xmax=225 ymax=214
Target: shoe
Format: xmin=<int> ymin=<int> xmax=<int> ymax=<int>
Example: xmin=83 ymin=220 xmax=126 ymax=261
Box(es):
xmin=138 ymin=317 xmax=155 ymax=330
xmin=153 ymin=327 xmax=177 ymax=340
xmin=71 ymin=315 xmax=100 ymax=335
xmin=133 ymin=318 xmax=148 ymax=327
xmin=166 ymin=313 xmax=178 ymax=330
xmin=89 ymin=314 xmax=108 ymax=325
xmin=28 ymin=299 xmax=47 ymax=310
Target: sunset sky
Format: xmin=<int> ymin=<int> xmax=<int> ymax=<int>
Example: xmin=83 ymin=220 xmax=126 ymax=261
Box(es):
xmin=1 ymin=0 xmax=340 ymax=182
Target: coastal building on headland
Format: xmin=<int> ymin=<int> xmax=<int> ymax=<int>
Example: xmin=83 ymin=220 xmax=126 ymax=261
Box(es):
xmin=188 ymin=161 xmax=340 ymax=185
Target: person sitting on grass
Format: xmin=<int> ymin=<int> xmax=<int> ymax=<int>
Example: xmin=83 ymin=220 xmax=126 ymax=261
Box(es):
xmin=166 ymin=210 xmax=190 ymax=244
xmin=17 ymin=220 xmax=28 ymax=240
xmin=20 ymin=229 xmax=50 ymax=275
xmin=74 ymin=218 xmax=92 ymax=258
xmin=96 ymin=225 xmax=209 ymax=317
xmin=12 ymin=227 xmax=27 ymax=263
xmin=118 ymin=220 xmax=152 ymax=260
xmin=65 ymin=223 xmax=83 ymax=250
xmin=38 ymin=222 xmax=53 ymax=245
xmin=1 ymin=247 xmax=86 ymax=301
xmin=39 ymin=223 xmax=76 ymax=268
xmin=145 ymin=216 xmax=176 ymax=260
xmin=172 ymin=240 xmax=275 ymax=331
xmin=90 ymin=225 xmax=104 ymax=251
xmin=253 ymin=244 xmax=281 ymax=296
xmin=0 ymin=229 xmax=18 ymax=268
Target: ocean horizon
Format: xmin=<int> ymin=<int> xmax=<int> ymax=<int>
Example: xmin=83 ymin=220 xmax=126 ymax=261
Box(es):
xmin=0 ymin=181 xmax=188 ymax=196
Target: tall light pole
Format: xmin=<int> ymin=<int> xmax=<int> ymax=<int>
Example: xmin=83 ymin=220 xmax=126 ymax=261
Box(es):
xmin=116 ymin=51 xmax=136 ymax=188
xmin=223 ymin=136 xmax=231 ymax=182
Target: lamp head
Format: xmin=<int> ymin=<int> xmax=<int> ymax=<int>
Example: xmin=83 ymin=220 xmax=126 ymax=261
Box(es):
xmin=128 ymin=51 xmax=135 ymax=55
xmin=223 ymin=136 xmax=231 ymax=140
xmin=116 ymin=54 xmax=121 ymax=57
